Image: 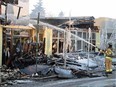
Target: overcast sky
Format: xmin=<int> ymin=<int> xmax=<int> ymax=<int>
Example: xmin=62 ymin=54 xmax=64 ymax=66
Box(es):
xmin=29 ymin=0 xmax=116 ymax=18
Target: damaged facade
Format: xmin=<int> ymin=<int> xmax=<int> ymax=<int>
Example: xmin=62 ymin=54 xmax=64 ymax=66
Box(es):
xmin=1 ymin=16 xmax=100 ymax=71
xmin=39 ymin=16 xmax=99 ymax=53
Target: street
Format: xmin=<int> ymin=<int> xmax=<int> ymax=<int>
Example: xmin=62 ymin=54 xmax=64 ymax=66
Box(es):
xmin=7 ymin=70 xmax=116 ymax=87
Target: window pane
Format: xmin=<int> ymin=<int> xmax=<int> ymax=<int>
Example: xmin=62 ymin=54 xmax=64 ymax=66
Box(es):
xmin=83 ymin=42 xmax=87 ymax=51
xmin=53 ymin=30 xmax=58 ymax=37
xmin=59 ymin=32 xmax=64 ymax=38
xmin=71 ymin=31 xmax=76 ymax=38
xmin=71 ymin=40 xmax=75 ymax=51
xmin=77 ymin=40 xmax=81 ymax=50
xmin=92 ymin=33 xmax=95 ymax=39
xmin=83 ymin=32 xmax=86 ymax=39
xmin=78 ymin=32 xmax=82 ymax=37
xmin=107 ymin=33 xmax=112 ymax=39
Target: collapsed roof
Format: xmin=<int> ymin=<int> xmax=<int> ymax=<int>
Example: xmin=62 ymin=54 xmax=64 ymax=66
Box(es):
xmin=34 ymin=16 xmax=95 ymax=29
xmin=0 ymin=15 xmax=98 ymax=31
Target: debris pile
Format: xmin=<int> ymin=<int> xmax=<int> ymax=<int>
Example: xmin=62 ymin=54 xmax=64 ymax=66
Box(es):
xmin=0 ymin=51 xmax=112 ymax=86
xmin=15 ymin=52 xmax=105 ymax=78
xmin=0 ymin=65 xmax=20 ymax=84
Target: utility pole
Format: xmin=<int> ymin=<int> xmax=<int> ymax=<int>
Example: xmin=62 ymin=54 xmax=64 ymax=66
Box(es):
xmin=0 ymin=26 xmax=2 ymax=84
xmin=63 ymin=31 xmax=66 ymax=68
xmin=0 ymin=0 xmax=2 ymax=84
xmin=35 ymin=13 xmax=40 ymax=75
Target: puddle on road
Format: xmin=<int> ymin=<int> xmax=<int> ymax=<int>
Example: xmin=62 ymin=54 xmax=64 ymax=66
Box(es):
xmin=14 ymin=80 xmax=34 ymax=84
xmin=79 ymin=79 xmax=116 ymax=87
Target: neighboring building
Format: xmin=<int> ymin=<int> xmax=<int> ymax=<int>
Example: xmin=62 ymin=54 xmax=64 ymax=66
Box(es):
xmin=95 ymin=17 xmax=116 ymax=54
xmin=1 ymin=0 xmax=29 ymax=16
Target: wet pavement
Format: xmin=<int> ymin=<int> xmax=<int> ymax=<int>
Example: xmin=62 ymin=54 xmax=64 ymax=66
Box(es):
xmin=6 ymin=69 xmax=116 ymax=87
xmin=80 ymin=79 xmax=116 ymax=87
xmin=7 ymin=77 xmax=116 ymax=87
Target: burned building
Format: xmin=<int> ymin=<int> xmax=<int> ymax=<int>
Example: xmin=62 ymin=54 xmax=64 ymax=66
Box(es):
xmin=39 ymin=16 xmax=99 ymax=53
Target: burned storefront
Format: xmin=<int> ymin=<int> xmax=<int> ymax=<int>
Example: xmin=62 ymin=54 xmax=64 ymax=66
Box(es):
xmin=1 ymin=16 xmax=99 ymax=67
xmin=0 ymin=16 xmax=104 ymax=85
xmin=0 ymin=16 xmax=100 ymax=69
xmin=39 ymin=16 xmax=99 ymax=53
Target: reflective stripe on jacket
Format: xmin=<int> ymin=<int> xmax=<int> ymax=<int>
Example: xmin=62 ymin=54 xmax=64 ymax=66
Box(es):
xmin=106 ymin=56 xmax=112 ymax=61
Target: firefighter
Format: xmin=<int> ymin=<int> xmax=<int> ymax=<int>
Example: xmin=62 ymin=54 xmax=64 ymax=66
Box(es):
xmin=105 ymin=44 xmax=113 ymax=74
xmin=97 ymin=43 xmax=113 ymax=74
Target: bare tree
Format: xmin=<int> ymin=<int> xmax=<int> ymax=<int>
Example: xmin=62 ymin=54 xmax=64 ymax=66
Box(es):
xmin=58 ymin=11 xmax=64 ymax=17
xmin=30 ymin=0 xmax=45 ymax=18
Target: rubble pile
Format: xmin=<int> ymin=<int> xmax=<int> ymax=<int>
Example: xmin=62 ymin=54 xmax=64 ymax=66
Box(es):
xmin=0 ymin=51 xmax=109 ymax=87
xmin=17 ymin=52 xmax=101 ymax=78
xmin=0 ymin=65 xmax=21 ymax=82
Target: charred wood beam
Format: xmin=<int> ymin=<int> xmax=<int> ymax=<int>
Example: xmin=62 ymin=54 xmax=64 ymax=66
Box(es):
xmin=17 ymin=7 xmax=22 ymax=19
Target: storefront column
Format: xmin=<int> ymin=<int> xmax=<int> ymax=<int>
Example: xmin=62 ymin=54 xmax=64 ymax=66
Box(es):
xmin=44 ymin=28 xmax=53 ymax=57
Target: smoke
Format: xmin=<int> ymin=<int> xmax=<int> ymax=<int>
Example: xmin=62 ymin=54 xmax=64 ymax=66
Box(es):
xmin=20 ymin=0 xmax=28 ymax=2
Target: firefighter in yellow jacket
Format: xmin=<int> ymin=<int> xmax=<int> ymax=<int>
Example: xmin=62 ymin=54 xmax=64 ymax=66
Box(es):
xmin=99 ymin=44 xmax=113 ymax=74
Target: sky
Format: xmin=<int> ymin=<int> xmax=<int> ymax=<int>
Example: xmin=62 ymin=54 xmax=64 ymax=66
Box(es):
xmin=29 ymin=0 xmax=116 ymax=18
